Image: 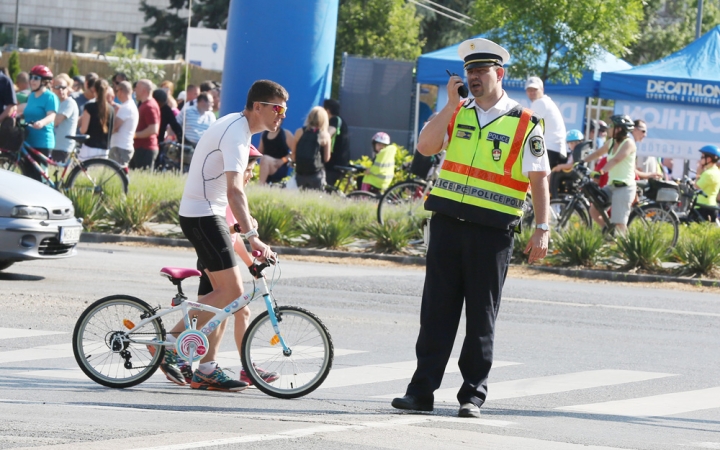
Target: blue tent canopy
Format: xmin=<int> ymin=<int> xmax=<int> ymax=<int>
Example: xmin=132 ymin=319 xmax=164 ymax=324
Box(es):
xmin=599 ymin=26 xmax=720 ymax=106
xmin=417 ymin=34 xmax=631 ymax=97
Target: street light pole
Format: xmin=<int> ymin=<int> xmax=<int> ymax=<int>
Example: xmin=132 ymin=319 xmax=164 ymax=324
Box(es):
xmin=13 ymin=0 xmax=20 ymax=48
xmin=685 ymin=0 xmax=704 ymax=177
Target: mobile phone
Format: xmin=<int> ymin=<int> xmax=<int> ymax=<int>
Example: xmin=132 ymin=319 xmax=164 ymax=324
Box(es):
xmin=446 ymin=69 xmax=469 ymax=98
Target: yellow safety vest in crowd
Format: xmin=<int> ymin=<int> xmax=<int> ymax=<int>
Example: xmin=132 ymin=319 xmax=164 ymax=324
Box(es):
xmin=424 ymin=100 xmax=541 ymax=230
xmin=696 ymin=164 xmax=720 ymax=207
xmin=364 ymin=144 xmax=397 ymax=191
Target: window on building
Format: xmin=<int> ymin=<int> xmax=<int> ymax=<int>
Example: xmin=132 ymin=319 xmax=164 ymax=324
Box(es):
xmin=0 ymin=25 xmax=50 ymax=50
xmin=136 ymin=36 xmax=158 ymax=59
xmin=70 ymin=31 xmax=115 ymax=54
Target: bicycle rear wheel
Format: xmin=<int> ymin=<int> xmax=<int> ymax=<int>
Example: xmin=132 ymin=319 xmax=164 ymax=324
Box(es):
xmin=66 ymin=158 xmax=129 ymax=196
xmin=377 ymin=180 xmax=430 ymax=224
xmin=628 ymin=204 xmax=679 ymax=247
xmin=73 ymin=295 xmax=164 ymax=388
xmin=241 ymin=306 xmax=333 ymax=399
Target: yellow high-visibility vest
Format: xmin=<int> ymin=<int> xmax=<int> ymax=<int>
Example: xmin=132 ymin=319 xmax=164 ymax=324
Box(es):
xmin=364 ymin=144 xmax=397 ymax=191
xmin=425 ymin=100 xmax=541 ymax=230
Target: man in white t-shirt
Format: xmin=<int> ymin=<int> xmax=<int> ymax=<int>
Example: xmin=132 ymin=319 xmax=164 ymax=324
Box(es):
xmin=154 ymin=80 xmax=288 ymax=392
xmin=525 ymin=76 xmax=567 ymax=170
xmin=109 ymin=81 xmax=139 ymax=168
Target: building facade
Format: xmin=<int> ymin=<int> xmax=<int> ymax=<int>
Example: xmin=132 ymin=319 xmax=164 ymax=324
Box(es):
xmin=0 ymin=0 xmax=170 ymax=57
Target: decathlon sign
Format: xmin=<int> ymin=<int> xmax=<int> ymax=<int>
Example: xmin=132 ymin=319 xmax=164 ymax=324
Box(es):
xmin=646 ymin=80 xmax=720 ymax=106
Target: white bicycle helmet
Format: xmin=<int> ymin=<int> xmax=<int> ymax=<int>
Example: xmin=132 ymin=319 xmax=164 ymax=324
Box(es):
xmin=371 ymin=132 xmax=391 ymax=145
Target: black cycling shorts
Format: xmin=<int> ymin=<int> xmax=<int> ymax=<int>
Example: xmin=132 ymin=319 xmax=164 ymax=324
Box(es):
xmin=196 ymin=259 xmax=213 ymax=296
xmin=179 ymin=215 xmax=237 ymax=273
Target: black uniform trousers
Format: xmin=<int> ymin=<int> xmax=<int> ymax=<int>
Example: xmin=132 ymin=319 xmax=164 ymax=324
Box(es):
xmin=406 ymin=213 xmax=514 ymax=407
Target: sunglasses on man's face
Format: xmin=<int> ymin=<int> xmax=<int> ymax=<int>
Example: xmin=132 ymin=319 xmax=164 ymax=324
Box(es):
xmin=53 ymin=85 xmax=67 ymax=90
xmin=258 ymin=102 xmax=287 ymax=116
xmin=29 ymin=75 xmax=43 ymax=81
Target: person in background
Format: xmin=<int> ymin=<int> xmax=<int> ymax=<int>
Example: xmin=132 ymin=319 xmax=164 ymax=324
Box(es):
xmin=153 ymin=88 xmax=183 ymax=143
xmin=210 ymin=88 xmax=221 ymax=118
xmin=111 ymin=72 xmax=128 ymax=103
xmin=160 ymin=80 xmax=179 ymax=110
xmin=525 ymin=76 xmax=567 ymax=169
xmin=78 ymin=78 xmax=114 ymax=161
xmin=258 ymin=117 xmax=294 ymax=184
xmin=130 ymin=79 xmax=161 ymax=170
xmin=51 ymin=73 xmax=79 ymax=163
xmin=323 ymin=98 xmax=350 ymax=186
xmin=551 ymin=129 xmax=585 ymax=196
xmin=632 ymin=120 xmax=662 ymax=181
xmin=0 ymin=66 xmax=17 ymax=125
xmin=109 ymin=81 xmax=139 ymax=168
xmin=597 ymin=120 xmax=608 ymax=148
xmin=292 ymin=106 xmax=331 ymax=190
xmin=176 ymin=90 xmax=187 ymax=110
xmin=694 ymin=145 xmax=720 ymax=222
xmin=179 ymin=92 xmax=216 ymax=146
xmin=71 ymin=75 xmax=84 ymax=97
xmin=14 ymin=72 xmax=30 ymax=104
xmin=74 ymin=72 xmax=98 ymax=118
xmin=361 ymin=132 xmax=396 ymax=194
xmin=17 ymin=65 xmax=57 ymax=181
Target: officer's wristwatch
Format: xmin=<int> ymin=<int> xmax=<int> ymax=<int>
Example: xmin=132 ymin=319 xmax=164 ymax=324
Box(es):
xmin=536 ymin=223 xmax=550 ymax=232
xmin=241 ymin=229 xmax=259 ymax=240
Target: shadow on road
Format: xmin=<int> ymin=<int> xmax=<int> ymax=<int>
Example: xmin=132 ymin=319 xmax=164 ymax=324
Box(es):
xmin=0 ymin=272 xmax=44 ymax=281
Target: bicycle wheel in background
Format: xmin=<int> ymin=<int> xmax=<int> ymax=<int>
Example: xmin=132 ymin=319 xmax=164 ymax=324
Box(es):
xmin=376 ymin=180 xmax=430 ymax=224
xmin=73 ymin=295 xmax=165 ymax=388
xmin=345 ymin=190 xmax=378 ymax=202
xmin=66 ymin=158 xmax=129 ymax=196
xmin=627 ymin=204 xmax=679 ymax=247
xmin=522 ymin=198 xmax=590 ymax=232
xmin=241 ymin=306 xmax=333 ymax=399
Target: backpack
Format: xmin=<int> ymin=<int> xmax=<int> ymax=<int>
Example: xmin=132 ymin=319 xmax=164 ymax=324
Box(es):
xmin=295 ymin=127 xmax=324 ymax=175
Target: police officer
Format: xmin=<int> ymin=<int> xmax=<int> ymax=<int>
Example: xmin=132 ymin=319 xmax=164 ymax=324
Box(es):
xmin=391 ymin=38 xmax=550 ymax=418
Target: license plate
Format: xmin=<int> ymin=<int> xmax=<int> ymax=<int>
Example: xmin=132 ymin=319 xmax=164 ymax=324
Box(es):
xmin=59 ymin=226 xmax=82 ymax=244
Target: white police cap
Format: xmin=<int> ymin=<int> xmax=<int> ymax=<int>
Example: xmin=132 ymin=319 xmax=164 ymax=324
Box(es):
xmin=457 ymin=38 xmax=510 ymax=70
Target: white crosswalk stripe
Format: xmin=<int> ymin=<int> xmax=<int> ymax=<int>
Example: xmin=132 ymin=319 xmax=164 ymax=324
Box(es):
xmin=0 ymin=328 xmax=66 ymax=340
xmin=0 ymin=343 xmax=73 ymax=364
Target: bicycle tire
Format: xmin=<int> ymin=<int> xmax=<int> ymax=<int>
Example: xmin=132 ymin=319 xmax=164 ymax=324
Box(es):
xmin=523 ymin=198 xmax=590 ymax=232
xmin=376 ymin=180 xmax=429 ymax=225
xmin=73 ymin=295 xmax=165 ymax=388
xmin=241 ymin=306 xmax=333 ymax=399
xmin=345 ymin=190 xmax=378 ymax=201
xmin=66 ymin=158 xmax=129 ymax=196
xmin=628 ymin=203 xmax=679 ymax=247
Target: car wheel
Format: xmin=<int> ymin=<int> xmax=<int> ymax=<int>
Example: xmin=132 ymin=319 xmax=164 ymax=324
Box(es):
xmin=0 ymin=261 xmax=14 ymax=271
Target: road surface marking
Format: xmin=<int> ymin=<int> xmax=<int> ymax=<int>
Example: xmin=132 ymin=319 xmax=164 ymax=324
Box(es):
xmin=0 ymin=344 xmax=72 ymax=364
xmin=505 ymin=297 xmax=720 ymax=318
xmin=214 ymin=347 xmax=366 ymax=367
xmin=558 ymin=386 xmax=720 ymax=417
xmin=0 ymin=328 xmax=66 ymax=340
xmin=376 ymin=370 xmax=674 ymax=402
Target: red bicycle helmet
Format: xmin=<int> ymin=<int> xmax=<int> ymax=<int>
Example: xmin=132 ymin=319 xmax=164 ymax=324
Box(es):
xmin=30 ymin=65 xmax=53 ymax=80
xmin=248 ymin=144 xmax=262 ymax=159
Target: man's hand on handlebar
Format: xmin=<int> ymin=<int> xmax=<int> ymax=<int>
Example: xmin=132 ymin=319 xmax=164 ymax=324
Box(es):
xmin=248 ymin=236 xmax=272 ymax=261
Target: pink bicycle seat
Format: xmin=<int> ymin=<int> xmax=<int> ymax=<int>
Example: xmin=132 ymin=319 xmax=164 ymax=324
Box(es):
xmin=160 ymin=267 xmax=202 ymax=280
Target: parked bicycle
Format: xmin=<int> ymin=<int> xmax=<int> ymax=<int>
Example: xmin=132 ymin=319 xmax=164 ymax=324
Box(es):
xmin=72 ymin=252 xmax=334 ymax=399
xmin=156 ymin=140 xmax=194 ymax=173
xmin=673 ymin=176 xmax=720 ymax=225
xmin=323 ymin=164 xmax=379 ymax=201
xmin=0 ymin=121 xmax=128 ymax=195
xmin=524 ymin=163 xmax=680 ymax=245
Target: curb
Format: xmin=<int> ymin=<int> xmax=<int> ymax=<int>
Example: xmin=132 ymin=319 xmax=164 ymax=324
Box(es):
xmin=79 ymin=233 xmax=427 ymax=266
xmin=528 ymin=265 xmax=720 ymax=288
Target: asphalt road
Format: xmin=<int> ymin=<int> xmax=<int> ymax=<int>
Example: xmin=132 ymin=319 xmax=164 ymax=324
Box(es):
xmin=1 ymin=242 xmax=720 ymax=449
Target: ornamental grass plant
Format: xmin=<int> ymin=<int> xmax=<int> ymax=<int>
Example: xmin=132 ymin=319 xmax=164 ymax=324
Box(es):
xmin=672 ymin=223 xmax=720 ymax=278
xmin=611 ymin=222 xmax=670 ymax=271
xmin=299 ymin=212 xmax=356 ymax=249
xmin=106 ymin=192 xmax=159 ymax=234
xmin=550 ymin=226 xmax=606 ymax=268
xmin=65 ymin=188 xmax=108 ymax=232
xmin=362 ymin=219 xmax=417 ymax=254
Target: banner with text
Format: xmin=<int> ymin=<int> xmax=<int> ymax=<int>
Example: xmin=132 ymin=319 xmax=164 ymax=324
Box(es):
xmin=185 ymin=27 xmax=227 ymax=71
xmin=614 ymin=100 xmax=719 ymax=160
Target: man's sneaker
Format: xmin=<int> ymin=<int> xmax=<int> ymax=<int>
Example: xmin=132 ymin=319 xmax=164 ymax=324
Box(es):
xmin=190 ymin=366 xmax=249 ymax=392
xmin=178 ymin=360 xmax=193 ymax=385
xmin=147 ymin=345 xmax=187 ymax=386
xmin=240 ymin=364 xmax=280 ymax=385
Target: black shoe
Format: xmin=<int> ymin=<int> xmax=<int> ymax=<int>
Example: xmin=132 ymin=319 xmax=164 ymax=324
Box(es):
xmin=391 ymin=394 xmax=433 ymax=412
xmin=458 ymin=402 xmax=481 ymax=418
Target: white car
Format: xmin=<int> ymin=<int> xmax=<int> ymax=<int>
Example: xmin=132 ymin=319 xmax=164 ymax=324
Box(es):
xmin=0 ymin=169 xmax=83 ymax=271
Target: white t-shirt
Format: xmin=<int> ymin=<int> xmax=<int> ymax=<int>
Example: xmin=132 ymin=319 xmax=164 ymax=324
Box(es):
xmin=110 ymin=99 xmax=139 ymax=151
xmin=443 ymin=92 xmax=550 ymax=176
xmin=179 ymin=113 xmax=252 ymax=217
xmin=530 ymin=95 xmax=567 ymax=158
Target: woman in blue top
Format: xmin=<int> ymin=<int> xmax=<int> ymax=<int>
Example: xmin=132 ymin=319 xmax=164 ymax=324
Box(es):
xmin=18 ymin=65 xmax=58 ymax=181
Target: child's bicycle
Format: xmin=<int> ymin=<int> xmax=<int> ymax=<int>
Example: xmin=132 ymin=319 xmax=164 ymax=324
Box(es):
xmin=72 ymin=252 xmax=334 ymax=399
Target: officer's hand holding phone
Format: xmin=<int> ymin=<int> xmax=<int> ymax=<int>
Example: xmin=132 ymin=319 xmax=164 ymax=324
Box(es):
xmin=445 ymin=70 xmax=468 ymax=104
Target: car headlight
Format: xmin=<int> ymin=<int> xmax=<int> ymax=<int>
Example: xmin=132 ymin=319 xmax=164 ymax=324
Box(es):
xmin=12 ymin=206 xmax=49 ymax=220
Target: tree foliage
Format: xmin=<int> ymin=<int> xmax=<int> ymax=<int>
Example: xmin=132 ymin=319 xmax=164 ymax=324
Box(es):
xmin=470 ymin=0 xmax=644 ymax=83
xmin=417 ymin=0 xmax=475 ymax=53
xmin=68 ymin=58 xmax=80 ymax=79
xmin=333 ymin=0 xmax=425 ymax=95
xmin=107 ymin=33 xmax=165 ymax=84
xmin=8 ymin=51 xmax=21 ymax=83
xmin=139 ymin=0 xmax=229 ymax=60
xmin=625 ymin=0 xmax=720 ymax=65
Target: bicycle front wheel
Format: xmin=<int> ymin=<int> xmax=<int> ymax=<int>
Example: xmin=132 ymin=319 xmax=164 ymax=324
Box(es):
xmin=628 ymin=204 xmax=679 ymax=247
xmin=377 ymin=180 xmax=430 ymax=224
xmin=241 ymin=306 xmax=333 ymax=399
xmin=73 ymin=295 xmax=165 ymax=388
xmin=66 ymin=158 xmax=129 ymax=196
